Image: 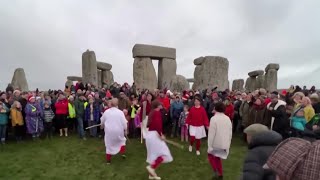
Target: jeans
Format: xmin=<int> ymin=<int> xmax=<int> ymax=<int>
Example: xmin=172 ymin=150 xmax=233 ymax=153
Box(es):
xmin=77 ymin=117 xmax=85 ymax=138
xmin=0 ymin=125 xmax=7 ymax=142
xmin=171 ymin=119 xmax=179 ymax=137
xmin=88 ymin=121 xmax=97 ymax=137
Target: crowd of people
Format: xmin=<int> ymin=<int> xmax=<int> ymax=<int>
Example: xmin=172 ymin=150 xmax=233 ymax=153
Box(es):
xmin=1 ymin=81 xmax=320 ymax=179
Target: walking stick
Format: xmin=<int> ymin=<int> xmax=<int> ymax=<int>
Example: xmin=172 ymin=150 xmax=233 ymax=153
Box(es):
xmin=164 ymin=139 xmax=184 ymax=149
xmin=85 ymin=124 xmax=101 ymax=130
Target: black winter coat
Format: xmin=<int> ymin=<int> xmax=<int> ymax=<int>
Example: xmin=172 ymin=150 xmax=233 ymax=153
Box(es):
xmin=242 ymin=131 xmax=283 ymax=180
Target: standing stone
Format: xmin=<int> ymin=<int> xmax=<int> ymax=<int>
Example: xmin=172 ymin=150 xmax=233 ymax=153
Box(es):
xmin=265 ymin=69 xmax=278 ymax=92
xmin=192 ymin=65 xmax=202 ymax=90
xmin=11 ymin=68 xmax=29 ymax=91
xmin=256 ymin=75 xmax=265 ymax=89
xmin=101 ymin=71 xmax=114 ymax=87
xmin=97 ymin=70 xmax=102 ymax=88
xmin=102 ymin=70 xmax=114 ymax=87
xmin=232 ymin=79 xmax=244 ymax=91
xmin=158 ymin=58 xmax=177 ymax=89
xmin=169 ymin=75 xmax=189 ymax=92
xmin=265 ymin=63 xmax=280 ymax=72
xmin=245 ymin=77 xmax=257 ymax=92
xmin=193 ymin=56 xmax=229 ymax=91
xmin=65 ymin=80 xmax=73 ymax=88
xmin=82 ymin=50 xmax=98 ymax=86
xmin=133 ymin=57 xmax=157 ymax=90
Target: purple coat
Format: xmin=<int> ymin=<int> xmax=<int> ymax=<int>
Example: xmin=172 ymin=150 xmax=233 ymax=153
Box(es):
xmin=25 ymin=102 xmax=44 ymax=134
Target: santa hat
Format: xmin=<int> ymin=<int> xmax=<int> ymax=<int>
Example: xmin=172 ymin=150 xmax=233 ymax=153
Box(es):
xmin=28 ymin=95 xmax=35 ymax=102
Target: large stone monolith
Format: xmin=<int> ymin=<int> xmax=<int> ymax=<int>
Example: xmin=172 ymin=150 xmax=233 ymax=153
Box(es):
xmin=245 ymin=77 xmax=257 ymax=92
xmin=232 ymin=79 xmax=244 ymax=91
xmin=170 ymin=75 xmax=189 ymax=92
xmin=102 ymin=70 xmax=114 ymax=87
xmin=11 ymin=68 xmax=29 ymax=91
xmin=193 ymin=56 xmax=229 ymax=91
xmin=133 ymin=57 xmax=157 ymax=90
xmin=82 ymin=50 xmax=98 ymax=86
xmin=158 ymin=58 xmax=177 ymax=89
xmin=265 ymin=69 xmax=278 ymax=92
xmin=97 ymin=70 xmax=102 ymax=88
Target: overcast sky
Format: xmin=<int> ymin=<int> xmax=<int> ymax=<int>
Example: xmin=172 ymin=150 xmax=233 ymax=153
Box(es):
xmin=0 ymin=0 xmax=319 ymax=90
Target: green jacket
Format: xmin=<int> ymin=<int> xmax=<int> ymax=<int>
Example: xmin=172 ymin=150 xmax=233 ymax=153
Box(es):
xmin=0 ymin=104 xmax=9 ymax=125
xmin=74 ymin=98 xmax=86 ymax=118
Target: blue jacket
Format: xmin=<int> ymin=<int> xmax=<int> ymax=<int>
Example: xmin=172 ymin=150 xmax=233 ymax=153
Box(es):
xmin=0 ymin=104 xmax=9 ymax=125
xmin=85 ymin=104 xmax=101 ymax=123
xmin=291 ymin=116 xmax=307 ymax=131
xmin=170 ymin=101 xmax=184 ymax=119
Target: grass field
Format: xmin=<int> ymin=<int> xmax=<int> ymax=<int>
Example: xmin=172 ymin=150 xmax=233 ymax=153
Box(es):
xmin=0 ymin=135 xmax=247 ymax=180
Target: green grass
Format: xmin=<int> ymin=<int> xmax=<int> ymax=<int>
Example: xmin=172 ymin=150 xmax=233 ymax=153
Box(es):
xmin=0 ymin=135 xmax=247 ymax=180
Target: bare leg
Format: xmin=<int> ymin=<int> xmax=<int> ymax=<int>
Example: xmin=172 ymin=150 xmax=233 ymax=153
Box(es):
xmin=64 ymin=128 xmax=68 ymax=137
xmin=59 ymin=129 xmax=63 ymax=136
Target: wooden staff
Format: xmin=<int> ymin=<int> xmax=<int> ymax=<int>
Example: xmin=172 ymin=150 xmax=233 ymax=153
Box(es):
xmin=164 ymin=139 xmax=184 ymax=149
xmin=85 ymin=124 xmax=101 ymax=130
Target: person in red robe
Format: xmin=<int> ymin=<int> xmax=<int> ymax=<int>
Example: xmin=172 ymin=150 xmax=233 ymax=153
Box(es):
xmin=186 ymin=96 xmax=209 ymax=156
xmin=224 ymin=98 xmax=234 ymax=121
xmin=145 ymin=100 xmax=173 ymax=180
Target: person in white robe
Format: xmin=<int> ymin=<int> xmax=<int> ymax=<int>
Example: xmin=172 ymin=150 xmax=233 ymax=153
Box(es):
xmin=101 ymin=98 xmax=128 ymax=164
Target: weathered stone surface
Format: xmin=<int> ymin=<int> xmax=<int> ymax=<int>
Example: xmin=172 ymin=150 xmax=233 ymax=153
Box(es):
xmin=192 ymin=56 xmax=229 ymax=91
xmin=245 ymin=77 xmax=257 ymax=92
xmin=102 ymin=70 xmax=114 ymax=87
xmin=265 ymin=63 xmax=280 ymax=72
xmin=67 ymin=76 xmax=82 ymax=82
xmin=192 ymin=65 xmax=202 ymax=90
xmin=132 ymin=44 xmax=176 ymax=60
xmin=187 ymin=78 xmax=194 ymax=83
xmin=248 ymin=70 xmax=264 ymax=77
xmin=97 ymin=70 xmax=102 ymax=88
xmin=264 ymin=69 xmax=278 ymax=92
xmin=158 ymin=58 xmax=177 ymax=89
xmin=232 ymin=79 xmax=244 ymax=91
xmin=193 ymin=57 xmax=204 ymax=65
xmin=82 ymin=50 xmax=98 ymax=86
xmin=170 ymin=75 xmax=189 ymax=92
xmin=133 ymin=57 xmax=157 ymax=90
xmin=11 ymin=68 xmax=29 ymax=91
xmin=97 ymin=61 xmax=112 ymax=71
xmin=65 ymin=80 xmax=73 ymax=88
xmin=256 ymin=75 xmax=265 ymax=89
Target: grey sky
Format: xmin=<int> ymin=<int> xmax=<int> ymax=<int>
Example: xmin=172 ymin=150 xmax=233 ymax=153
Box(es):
xmin=0 ymin=0 xmax=319 ymax=90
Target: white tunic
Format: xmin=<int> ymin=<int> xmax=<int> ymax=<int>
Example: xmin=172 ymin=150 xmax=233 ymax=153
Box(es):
xmin=101 ymin=107 xmax=127 ymax=155
xmin=145 ymin=131 xmax=173 ymax=164
xmin=207 ymin=112 xmax=232 ymax=159
xmin=189 ymin=125 xmax=207 ymax=139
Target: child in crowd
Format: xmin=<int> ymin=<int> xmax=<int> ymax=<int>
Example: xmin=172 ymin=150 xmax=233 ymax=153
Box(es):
xmin=123 ymin=109 xmax=131 ymax=135
xmin=10 ymin=101 xmax=24 ymax=142
xmin=291 ymin=108 xmax=307 ymax=131
xmin=0 ymin=102 xmax=9 ymax=144
xmin=179 ymin=105 xmax=189 ymax=142
xmin=43 ymin=101 xmax=55 ymax=139
xmin=134 ymin=108 xmax=141 ymax=137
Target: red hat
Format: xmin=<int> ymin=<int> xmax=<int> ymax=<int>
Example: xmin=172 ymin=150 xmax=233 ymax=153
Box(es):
xmin=28 ymin=95 xmax=35 ymax=102
xmin=281 ymin=90 xmax=287 ymax=96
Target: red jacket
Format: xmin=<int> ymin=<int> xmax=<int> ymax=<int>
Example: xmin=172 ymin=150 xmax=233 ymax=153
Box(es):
xmin=148 ymin=110 xmax=163 ymax=136
xmin=186 ymin=106 xmax=209 ymax=127
xmin=225 ymin=104 xmax=234 ymax=121
xmin=158 ymin=97 xmax=170 ymax=111
xmin=55 ymin=99 xmax=68 ymax=115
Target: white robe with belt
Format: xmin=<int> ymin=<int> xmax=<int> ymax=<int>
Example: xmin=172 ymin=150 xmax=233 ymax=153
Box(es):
xmin=101 ymin=107 xmax=127 ymax=155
